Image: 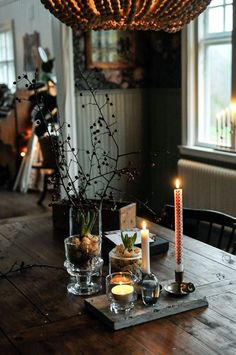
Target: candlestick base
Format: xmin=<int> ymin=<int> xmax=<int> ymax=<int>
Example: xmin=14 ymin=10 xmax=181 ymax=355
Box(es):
xmin=164 ymin=271 xmax=195 ymax=296
xmin=175 ymin=271 xmax=184 ymax=284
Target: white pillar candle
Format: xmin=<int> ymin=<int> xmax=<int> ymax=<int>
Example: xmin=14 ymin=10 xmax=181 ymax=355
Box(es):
xmin=224 ymin=109 xmax=227 ymax=146
xmin=141 ymin=221 xmax=150 ymax=274
xmin=230 ymin=102 xmax=236 ymax=151
xmin=225 ymin=108 xmax=230 ymax=147
xmin=216 ymin=113 xmax=220 ymax=146
xmin=174 ymin=179 xmax=184 ymax=272
xmin=220 ymin=110 xmax=224 ymax=146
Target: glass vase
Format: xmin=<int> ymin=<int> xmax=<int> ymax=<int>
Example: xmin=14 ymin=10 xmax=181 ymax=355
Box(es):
xmin=141 ymin=272 xmax=160 ymax=306
xmin=64 ymin=205 xmax=103 ymax=295
xmin=64 ymin=234 xmax=103 ymax=295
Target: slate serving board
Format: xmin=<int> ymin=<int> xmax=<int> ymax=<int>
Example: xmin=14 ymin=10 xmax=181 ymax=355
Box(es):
xmin=85 ymin=286 xmax=208 ymax=330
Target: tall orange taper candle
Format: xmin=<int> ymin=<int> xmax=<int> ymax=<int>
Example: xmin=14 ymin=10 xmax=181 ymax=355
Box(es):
xmin=174 ymin=179 xmax=183 ymax=272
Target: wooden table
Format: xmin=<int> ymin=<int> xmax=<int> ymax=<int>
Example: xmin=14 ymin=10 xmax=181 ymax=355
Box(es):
xmin=1 ymin=214 xmax=236 ymax=355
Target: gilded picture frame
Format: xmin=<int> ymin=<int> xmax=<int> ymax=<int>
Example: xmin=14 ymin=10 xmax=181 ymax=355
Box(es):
xmin=86 ymin=30 xmax=136 ymax=69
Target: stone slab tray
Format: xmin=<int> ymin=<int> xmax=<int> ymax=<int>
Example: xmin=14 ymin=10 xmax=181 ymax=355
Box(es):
xmin=85 ymin=286 xmax=208 ymax=330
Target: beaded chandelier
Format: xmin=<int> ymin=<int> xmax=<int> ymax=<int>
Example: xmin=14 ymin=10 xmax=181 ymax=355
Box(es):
xmin=41 ymin=0 xmax=211 ymax=33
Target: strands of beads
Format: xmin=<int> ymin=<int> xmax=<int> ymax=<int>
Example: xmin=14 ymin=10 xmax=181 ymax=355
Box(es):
xmin=40 ymin=0 xmax=211 ymax=33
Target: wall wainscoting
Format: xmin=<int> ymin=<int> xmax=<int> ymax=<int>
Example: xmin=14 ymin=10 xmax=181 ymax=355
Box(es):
xmin=75 ymin=89 xmax=144 ymax=199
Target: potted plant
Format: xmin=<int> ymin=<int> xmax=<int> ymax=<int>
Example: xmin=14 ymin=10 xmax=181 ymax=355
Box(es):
xmin=64 ymin=209 xmax=103 ymax=295
xmin=109 ymin=232 xmax=142 ymax=280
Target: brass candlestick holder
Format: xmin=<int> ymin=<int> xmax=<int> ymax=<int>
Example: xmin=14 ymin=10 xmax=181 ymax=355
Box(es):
xmin=164 ymin=271 xmax=195 ymax=296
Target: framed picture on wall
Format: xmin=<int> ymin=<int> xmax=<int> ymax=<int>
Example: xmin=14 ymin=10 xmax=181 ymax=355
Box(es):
xmin=86 ymin=30 xmax=136 ymax=69
xmin=23 ymin=31 xmax=40 ymax=71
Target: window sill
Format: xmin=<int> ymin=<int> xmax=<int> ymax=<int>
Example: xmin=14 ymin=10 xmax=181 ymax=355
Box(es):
xmin=179 ymin=145 xmax=236 ymax=165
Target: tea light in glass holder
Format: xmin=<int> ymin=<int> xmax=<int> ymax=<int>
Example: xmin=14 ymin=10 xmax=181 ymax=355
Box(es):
xmin=111 ymin=284 xmax=134 ymax=303
xmin=106 ymin=272 xmax=137 ymax=314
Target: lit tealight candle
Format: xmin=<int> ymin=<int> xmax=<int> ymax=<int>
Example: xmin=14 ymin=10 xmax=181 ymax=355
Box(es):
xmin=141 ymin=221 xmax=150 ymax=274
xmin=174 ymin=179 xmax=183 ymax=272
xmin=110 ymin=274 xmax=131 ymax=285
xmin=111 ymin=285 xmax=134 ymax=303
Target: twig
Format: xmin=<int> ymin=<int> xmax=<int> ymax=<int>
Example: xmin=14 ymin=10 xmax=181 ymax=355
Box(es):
xmin=0 ymin=262 xmax=65 ymax=280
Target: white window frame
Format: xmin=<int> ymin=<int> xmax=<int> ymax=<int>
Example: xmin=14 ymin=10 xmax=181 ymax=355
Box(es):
xmin=0 ymin=20 xmax=16 ymax=91
xmin=181 ymin=1 xmax=236 ymax=163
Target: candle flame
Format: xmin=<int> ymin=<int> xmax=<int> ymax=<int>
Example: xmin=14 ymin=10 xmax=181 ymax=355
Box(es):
xmin=142 ymin=221 xmax=147 ymax=230
xmin=230 ymin=102 xmax=236 ymax=113
xmin=225 ymin=108 xmax=230 ymax=114
xmin=175 ymin=178 xmax=181 ymax=189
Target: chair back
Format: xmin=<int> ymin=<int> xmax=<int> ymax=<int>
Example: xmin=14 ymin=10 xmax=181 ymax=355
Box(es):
xmin=163 ymin=204 xmax=236 ymax=253
xmin=38 ymin=136 xmax=57 ymax=169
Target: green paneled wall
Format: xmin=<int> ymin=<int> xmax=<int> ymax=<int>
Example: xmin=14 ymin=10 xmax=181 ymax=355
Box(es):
xmin=145 ymin=88 xmax=181 ymax=215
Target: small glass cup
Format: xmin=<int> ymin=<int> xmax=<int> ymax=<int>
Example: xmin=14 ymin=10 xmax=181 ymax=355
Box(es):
xmin=141 ymin=272 xmax=160 ymax=306
xmin=106 ymin=272 xmax=137 ymax=314
xmin=64 ymin=235 xmax=103 ymax=295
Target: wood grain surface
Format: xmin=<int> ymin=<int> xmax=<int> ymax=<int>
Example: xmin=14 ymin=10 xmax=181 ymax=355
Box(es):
xmin=0 ymin=215 xmax=236 ymax=354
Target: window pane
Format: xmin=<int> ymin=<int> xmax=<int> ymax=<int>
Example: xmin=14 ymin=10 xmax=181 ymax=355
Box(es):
xmin=225 ymin=5 xmax=233 ymax=31
xmin=209 ymin=0 xmax=223 ymax=6
xmin=225 ymin=0 xmax=233 ymax=4
xmin=208 ymin=7 xmax=224 ymax=33
xmin=0 ymin=24 xmax=15 ymax=88
xmin=0 ymin=63 xmax=7 ymax=83
xmin=0 ymin=32 xmax=6 ymax=61
xmin=198 ymin=43 xmax=232 ymax=144
xmin=6 ymin=31 xmax=14 ymax=60
xmin=7 ymin=61 xmax=15 ymax=90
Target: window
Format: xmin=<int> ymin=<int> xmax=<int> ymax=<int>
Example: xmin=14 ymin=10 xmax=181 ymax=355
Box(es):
xmin=183 ymin=0 xmax=235 ymax=153
xmin=0 ymin=21 xmax=15 ymax=91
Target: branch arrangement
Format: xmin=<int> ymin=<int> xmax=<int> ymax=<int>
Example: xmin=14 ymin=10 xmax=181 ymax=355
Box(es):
xmin=15 ymin=69 xmax=141 ymax=215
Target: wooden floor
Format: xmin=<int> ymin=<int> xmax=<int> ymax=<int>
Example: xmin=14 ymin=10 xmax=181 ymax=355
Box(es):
xmin=0 ymin=190 xmax=51 ymax=221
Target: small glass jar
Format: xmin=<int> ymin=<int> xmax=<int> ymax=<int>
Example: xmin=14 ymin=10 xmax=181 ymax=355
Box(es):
xmin=109 ymin=247 xmax=142 ymax=280
xmin=106 ymin=272 xmax=137 ymax=314
xmin=141 ymin=272 xmax=160 ymax=306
